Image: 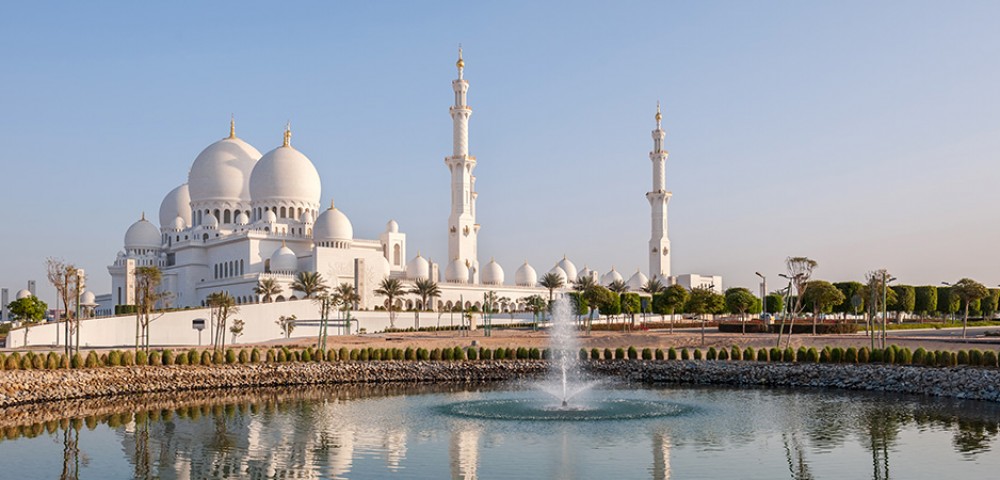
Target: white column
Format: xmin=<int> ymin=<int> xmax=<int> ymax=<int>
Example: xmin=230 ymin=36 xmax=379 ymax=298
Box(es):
xmin=647 ymin=103 xmax=671 ymax=280
xmin=445 ymin=47 xmax=480 ymax=283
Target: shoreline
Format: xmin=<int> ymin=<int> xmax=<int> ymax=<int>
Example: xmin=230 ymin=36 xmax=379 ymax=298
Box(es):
xmin=2 ymin=359 xmax=998 ymax=409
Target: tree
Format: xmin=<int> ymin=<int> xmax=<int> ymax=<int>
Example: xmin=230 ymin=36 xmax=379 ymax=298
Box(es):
xmin=314 ymin=292 xmax=336 ymax=350
xmin=936 ymin=286 xmax=960 ymax=320
xmin=590 ymin=286 xmax=620 ymax=324
xmin=206 ymin=291 xmax=238 ymax=351
xmin=253 ymin=278 xmax=282 ymax=303
xmin=276 ymin=314 xmax=297 ymax=339
xmin=334 ymin=282 xmax=360 ymax=334
xmin=861 ymin=270 xmax=897 ymax=348
xmin=607 ymin=279 xmax=628 ymax=295
xmin=653 ymin=284 xmax=689 ymax=333
xmin=832 ymin=282 xmax=864 ymax=318
xmin=641 ymin=277 xmax=665 ymax=296
xmin=801 ymin=280 xmax=845 ymax=334
xmin=374 ymin=277 xmax=406 ymax=329
xmin=46 ymin=257 xmax=83 ymax=356
xmin=229 ymin=318 xmax=245 ymax=344
xmin=409 ymin=278 xmax=442 ymax=329
xmin=765 ymin=292 xmax=784 ymax=315
xmin=520 ymin=295 xmax=547 ymax=323
xmin=572 ymin=275 xmax=599 ymax=331
xmin=950 ymin=278 xmax=989 ymax=339
xmin=291 ymin=271 xmax=328 ymax=299
xmin=135 ymin=266 xmax=168 ymax=352
xmin=7 ymin=296 xmax=47 ymax=323
xmin=685 ymin=286 xmax=725 ymax=346
xmin=620 ymin=293 xmax=642 ymax=328
xmin=724 ymin=287 xmax=757 ymax=333
xmin=914 ymin=286 xmax=938 ymax=317
xmin=777 ymin=256 xmax=818 ymax=348
xmin=889 ymin=285 xmax=916 ymax=319
xmin=539 ymin=272 xmax=565 ymax=311
xmin=982 ymin=289 xmax=1000 ymax=320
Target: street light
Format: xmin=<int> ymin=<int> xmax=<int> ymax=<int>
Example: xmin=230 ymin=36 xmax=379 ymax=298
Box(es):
xmin=701 ymin=283 xmax=715 ymax=346
xmin=880 ymin=273 xmax=897 ymax=348
xmin=755 ymin=272 xmax=767 ymax=323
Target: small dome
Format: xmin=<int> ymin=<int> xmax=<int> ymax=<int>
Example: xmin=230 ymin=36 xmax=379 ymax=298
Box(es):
xmin=80 ymin=291 xmax=96 ymax=306
xmin=386 ymin=219 xmax=399 ymax=233
xmin=262 ymin=209 xmax=277 ymax=224
xmin=172 ymin=215 xmax=186 ymax=231
xmin=313 ymin=203 xmax=354 ymax=243
xmin=301 ymin=210 xmax=314 ymax=224
xmin=124 ymin=215 xmax=161 ymax=250
xmin=234 ymin=211 xmax=249 ymax=225
xmin=270 ymin=243 xmax=298 ymax=273
xmin=249 ymin=143 xmax=321 ymax=207
xmin=445 ymin=258 xmax=469 ymax=283
xmin=15 ymin=289 xmax=32 ymax=300
xmin=578 ymin=265 xmax=595 ymax=282
xmin=481 ymin=258 xmax=505 ymax=285
xmin=515 ymin=261 xmax=538 ymax=287
xmin=406 ymin=254 xmax=430 ymax=280
xmin=627 ymin=269 xmax=649 ymax=291
xmin=188 ymin=136 xmax=262 ymax=205
xmin=203 ymin=212 xmax=219 ymax=229
xmin=557 ymin=256 xmax=577 ymax=283
xmin=601 ymin=266 xmax=623 ymax=286
xmin=547 ymin=265 xmax=568 ymax=284
xmin=158 ymin=184 xmax=191 ymax=229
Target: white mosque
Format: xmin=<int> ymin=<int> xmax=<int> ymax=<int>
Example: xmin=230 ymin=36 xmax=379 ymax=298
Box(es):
xmin=89 ymin=48 xmax=712 ymax=322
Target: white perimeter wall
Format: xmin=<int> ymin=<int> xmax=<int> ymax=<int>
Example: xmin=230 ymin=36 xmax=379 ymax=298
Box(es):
xmin=6 ymin=301 xmax=539 ymax=349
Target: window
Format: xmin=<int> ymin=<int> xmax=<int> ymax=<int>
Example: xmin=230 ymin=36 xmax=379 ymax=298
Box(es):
xmin=393 ymin=244 xmax=401 ymax=265
xmin=224 ymin=210 xmax=231 ymax=224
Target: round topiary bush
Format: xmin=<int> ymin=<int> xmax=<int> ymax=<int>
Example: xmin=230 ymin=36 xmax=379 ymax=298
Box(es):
xmin=655 ymin=348 xmax=664 ymax=360
xmin=455 ymin=346 xmax=467 ymax=360
xmin=45 ymin=354 xmax=58 ymax=370
xmin=796 ymin=347 xmax=808 ymax=363
xmin=162 ymin=350 xmax=174 ymax=365
xmin=148 ymin=351 xmax=161 ymax=366
xmin=731 ymin=346 xmax=742 ymax=361
xmin=668 ymin=348 xmax=677 ymax=360
xmin=85 ymin=351 xmax=100 ymax=368
xmin=507 ymin=347 xmax=518 ymax=360
xmin=467 ymin=347 xmax=478 ymax=360
xmin=969 ymin=349 xmax=983 ymax=366
xmin=404 ymin=347 xmax=415 ymax=361
xmin=693 ymin=349 xmax=702 ymax=360
xmin=251 ymin=348 xmax=262 ymax=363
xmin=627 ymin=346 xmax=638 ymax=360
xmin=122 ymin=351 xmax=135 ymax=366
xmin=359 ymin=348 xmax=370 ymax=361
xmin=225 ymin=349 xmax=237 ymax=364
xmin=743 ymin=347 xmax=754 ymax=361
xmin=717 ymin=348 xmax=729 ymax=361
xmin=478 ymin=347 xmax=490 ymax=360
xmin=212 ymin=350 xmax=224 ymax=364
xmin=615 ymin=347 xmax=626 ymax=360
xmin=176 ymin=352 xmax=188 ymax=365
xmin=337 ymin=347 xmax=348 ymax=362
xmin=529 ymin=347 xmax=541 ymax=360
xmin=370 ymin=349 xmax=381 ymax=361
xmin=641 ymin=348 xmax=653 ymax=360
xmin=957 ymin=350 xmax=969 ymax=365
xmin=681 ymin=348 xmax=690 ymax=360
xmin=604 ymin=348 xmax=613 ymax=360
xmin=135 ymin=351 xmax=148 ymax=366
xmin=516 ymin=347 xmax=529 ymax=359
xmin=59 ymin=354 xmax=70 ymax=369
xmin=238 ymin=349 xmax=249 ymax=364
xmin=494 ymin=348 xmax=506 ymax=360
xmin=108 ymin=350 xmax=122 ymax=367
xmin=756 ymin=348 xmax=769 ymax=362
xmin=806 ymin=348 xmax=819 ymax=363
xmin=201 ymin=351 xmax=214 ymax=366
xmin=591 ymin=348 xmax=601 ymax=360
xmin=982 ymin=350 xmax=998 ymax=367
xmin=871 ymin=348 xmax=884 ymax=363
xmin=418 ymin=348 xmax=429 ymax=361
xmin=0 ymin=353 xmax=6 ymax=371
xmin=819 ymin=347 xmax=831 ymax=363
xmin=923 ymin=351 xmax=936 ymax=366
xmin=706 ymin=347 xmax=717 ymax=361
xmin=72 ymin=353 xmax=84 ymax=369
xmin=186 ymin=349 xmax=198 ymax=365
xmin=429 ymin=348 xmax=441 ymax=361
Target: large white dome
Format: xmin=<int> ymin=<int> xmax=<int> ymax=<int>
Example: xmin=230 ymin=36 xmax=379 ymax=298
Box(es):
xmin=515 ymin=261 xmax=537 ymax=287
xmin=406 ymin=254 xmax=430 ymax=280
xmin=80 ymin=291 xmax=96 ymax=306
xmin=601 ymin=266 xmax=623 ymax=286
xmin=124 ymin=215 xmax=161 ymax=250
xmin=547 ymin=265 xmax=568 ymax=284
xmin=627 ymin=269 xmax=649 ymax=291
xmin=557 ymin=256 xmax=577 ymax=283
xmin=270 ymin=243 xmax=298 ymax=273
xmin=578 ymin=265 xmax=596 ymax=283
xmin=481 ymin=258 xmax=505 ymax=285
xmin=15 ymin=289 xmax=32 ymax=300
xmin=313 ymin=203 xmax=353 ymax=243
xmin=249 ymin=143 xmax=321 ymax=208
xmin=158 ymin=184 xmax=191 ymax=229
xmin=445 ymin=258 xmax=469 ymax=283
xmin=188 ymin=136 xmax=261 ymax=205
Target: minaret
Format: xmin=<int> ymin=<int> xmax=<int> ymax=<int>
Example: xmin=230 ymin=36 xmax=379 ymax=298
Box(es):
xmin=647 ymin=102 xmax=671 ymax=280
xmin=445 ymin=46 xmax=480 ymax=283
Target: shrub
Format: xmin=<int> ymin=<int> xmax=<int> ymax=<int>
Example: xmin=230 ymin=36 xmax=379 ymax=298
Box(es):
xmin=885 ymin=347 xmax=896 ymax=365
xmin=72 ymin=353 xmax=83 ymax=369
xmin=615 ymin=347 xmax=625 ymax=360
xmin=0 ymin=353 xmax=5 ymax=371
xmin=899 ymin=347 xmax=912 ymax=365
xmin=467 ymin=347 xmax=478 ymax=360
xmin=454 ymin=346 xmax=467 ymax=360
xmin=806 ymin=348 xmax=819 ymax=363
xmin=108 ymin=350 xmax=122 ymax=366
xmin=706 ymin=347 xmax=717 ymax=361
xmin=418 ymin=348 xmax=430 ymax=361
xmin=201 ymin=351 xmax=213 ymax=365
xmin=429 ymin=348 xmax=441 ymax=361
xmin=176 ymin=352 xmax=188 ymax=365
xmin=29 ymin=354 xmax=42 ymax=370
xmin=506 ymin=348 xmax=517 ymax=360
xmin=923 ymin=351 xmax=936 ymax=366
xmin=266 ymin=349 xmax=277 ymax=362
xmin=529 ymin=348 xmax=541 ymax=360
xmin=858 ymin=347 xmax=870 ymax=363
xmin=731 ymin=346 xmax=742 ymax=361
xmin=830 ymin=348 xmax=842 ymax=363
xmin=796 ymin=347 xmax=807 ymax=363
xmin=516 ymin=347 xmax=528 ymax=359
xmin=743 ymin=347 xmax=754 ymax=361
xmin=819 ymin=347 xmax=831 ymax=363
xmin=693 ymin=349 xmax=702 ymax=360
xmin=604 ymin=348 xmax=613 ymax=360
xmin=983 ymin=350 xmax=998 ymax=367
xmin=591 ymin=348 xmax=601 ymax=360
xmin=934 ymin=351 xmax=948 ymax=367
xmin=642 ymin=348 xmax=653 ymax=360
xmin=681 ymin=348 xmax=690 ymax=360
xmin=627 ymin=346 xmax=638 ymax=360
xmin=336 ymin=347 xmax=347 ymax=362
xmin=969 ymin=349 xmax=983 ymax=366
xmin=225 ymin=349 xmax=237 ymax=364
xmin=404 ymin=347 xmax=415 ymax=361
xmin=717 ymin=348 xmax=729 ymax=361
xmin=122 ymin=351 xmax=134 ymax=366
xmin=956 ymin=350 xmax=969 ymax=365
xmin=148 ymin=351 xmax=161 ymax=366
xmin=359 ymin=348 xmax=370 ymax=361
xmin=371 ymin=349 xmax=381 ymax=361
xmin=45 ymin=354 xmax=58 ymax=370
xmin=59 ymin=354 xmax=69 ymax=369
xmin=912 ymin=348 xmax=926 ymax=365
xmin=495 ymin=348 xmax=506 ymax=360
xmin=85 ymin=351 xmax=100 ymax=368
xmin=668 ymin=348 xmax=677 ymax=360
xmin=541 ymin=348 xmax=551 ymax=360
xmin=480 ymin=347 xmax=491 ymax=360
xmin=135 ymin=350 xmax=148 ymax=366
xmin=395 ymin=348 xmax=405 ymax=360
xmin=212 ymin=350 xmax=224 ymax=364
xmin=756 ymin=348 xmax=769 ymax=362
xmin=655 ymin=348 xmax=664 ymax=360
xmin=162 ymin=350 xmax=174 ymax=365
xmin=871 ymin=349 xmax=884 ymax=363
xmin=238 ymin=349 xmax=249 ymax=364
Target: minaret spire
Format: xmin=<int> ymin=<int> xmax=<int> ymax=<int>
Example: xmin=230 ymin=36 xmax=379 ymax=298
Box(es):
xmin=283 ymin=121 xmax=291 ymax=147
xmin=646 ymin=102 xmax=672 ymax=280
xmin=229 ymin=114 xmax=236 ymax=139
xmin=444 ymin=45 xmax=479 ymax=283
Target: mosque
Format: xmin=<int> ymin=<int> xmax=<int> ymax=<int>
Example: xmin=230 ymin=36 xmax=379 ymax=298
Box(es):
xmin=93 ymin=49 xmax=712 ymax=319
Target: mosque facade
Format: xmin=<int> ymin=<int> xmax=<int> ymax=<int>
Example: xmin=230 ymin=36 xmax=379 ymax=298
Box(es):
xmin=95 ymin=50 xmax=698 ymax=318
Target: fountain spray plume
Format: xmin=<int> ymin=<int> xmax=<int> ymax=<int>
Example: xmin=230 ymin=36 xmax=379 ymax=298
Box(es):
xmin=541 ymin=298 xmax=596 ymax=407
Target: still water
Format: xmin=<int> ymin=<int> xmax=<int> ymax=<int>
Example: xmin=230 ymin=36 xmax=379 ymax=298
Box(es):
xmin=0 ymin=383 xmax=998 ymax=479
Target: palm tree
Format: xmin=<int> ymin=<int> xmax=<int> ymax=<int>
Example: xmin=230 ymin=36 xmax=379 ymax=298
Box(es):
xmin=409 ymin=278 xmax=442 ymax=329
xmin=253 ymin=277 xmax=282 ymax=303
xmin=573 ymin=275 xmax=599 ymax=331
xmin=206 ymin=291 xmax=237 ymax=351
xmin=641 ymin=277 xmax=665 ymax=295
xmin=291 ymin=271 xmax=328 ymax=299
xmin=334 ymin=282 xmax=360 ymax=334
xmin=539 ymin=272 xmax=565 ymax=308
xmin=375 ymin=277 xmax=407 ymax=329
xmin=608 ymin=279 xmax=628 ymax=294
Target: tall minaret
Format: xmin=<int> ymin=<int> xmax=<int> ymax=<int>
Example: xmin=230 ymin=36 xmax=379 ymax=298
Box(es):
xmin=445 ymin=46 xmax=480 ymax=283
xmin=647 ymin=102 xmax=672 ymax=280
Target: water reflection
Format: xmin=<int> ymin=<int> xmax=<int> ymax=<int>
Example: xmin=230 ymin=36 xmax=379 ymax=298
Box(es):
xmin=0 ymin=385 xmax=998 ymax=479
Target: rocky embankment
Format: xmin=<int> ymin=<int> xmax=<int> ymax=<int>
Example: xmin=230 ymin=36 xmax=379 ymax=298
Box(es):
xmin=2 ymin=360 xmax=999 ymax=408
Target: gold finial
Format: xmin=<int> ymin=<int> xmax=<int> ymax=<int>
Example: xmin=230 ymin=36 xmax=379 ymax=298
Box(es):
xmin=456 ymin=44 xmax=464 ymax=69
xmin=141 ymin=211 xmax=145 ymax=221
xmin=229 ymin=114 xmax=236 ymax=139
xmin=329 ymin=198 xmax=335 ymax=210
xmin=655 ymin=101 xmax=662 ymax=123
xmin=281 ymin=239 xmax=286 ymax=247
xmin=283 ymin=121 xmax=291 ymax=147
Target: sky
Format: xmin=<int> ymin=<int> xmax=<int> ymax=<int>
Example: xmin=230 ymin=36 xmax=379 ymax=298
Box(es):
xmin=2 ymin=1 xmax=999 ymax=307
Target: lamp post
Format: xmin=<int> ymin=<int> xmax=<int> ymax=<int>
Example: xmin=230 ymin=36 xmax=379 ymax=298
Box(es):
xmin=776 ymin=274 xmax=794 ymax=347
xmin=700 ymin=283 xmax=715 ymax=346
xmin=755 ymin=272 xmax=767 ymax=324
xmin=942 ymin=282 xmax=953 ymax=325
xmin=881 ymin=273 xmax=896 ymax=348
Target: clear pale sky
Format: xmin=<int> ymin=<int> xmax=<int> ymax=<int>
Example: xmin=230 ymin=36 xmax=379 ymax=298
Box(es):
xmin=2 ymin=1 xmax=999 ymax=307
